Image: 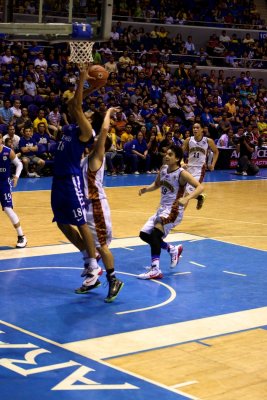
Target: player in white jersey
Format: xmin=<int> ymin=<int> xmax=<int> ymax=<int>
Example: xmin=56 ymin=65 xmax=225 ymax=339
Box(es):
xmin=182 ymin=122 xmax=218 ymax=209
xmin=75 ymin=107 xmax=124 ymax=302
xmin=138 ymin=144 xmax=204 ymax=280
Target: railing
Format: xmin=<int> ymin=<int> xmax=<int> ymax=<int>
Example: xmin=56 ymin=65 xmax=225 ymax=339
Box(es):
xmin=108 ymin=50 xmax=267 ymax=70
xmin=0 ymin=9 xmax=266 ymax=31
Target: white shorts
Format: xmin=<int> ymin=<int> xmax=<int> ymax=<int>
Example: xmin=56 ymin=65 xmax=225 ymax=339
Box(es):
xmin=85 ymin=198 xmax=112 ymax=248
xmin=141 ymin=205 xmax=184 ymax=238
xmin=186 ymin=165 xmax=205 ymax=194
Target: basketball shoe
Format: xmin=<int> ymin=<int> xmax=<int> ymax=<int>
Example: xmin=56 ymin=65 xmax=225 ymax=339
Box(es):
xmin=138 ymin=268 xmax=163 ymax=280
xmin=105 ymin=277 xmax=124 ymax=303
xmin=170 ymin=244 xmax=183 ymax=268
xmin=75 ymin=279 xmax=101 ymax=294
xmin=196 ymin=193 xmax=206 ymax=210
xmin=16 ymin=235 xmax=27 ymax=248
xmin=81 ymin=265 xmax=103 ymax=285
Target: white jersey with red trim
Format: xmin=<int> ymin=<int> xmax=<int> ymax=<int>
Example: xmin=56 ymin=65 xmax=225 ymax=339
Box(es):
xmin=159 ymin=165 xmax=185 ymax=208
xmin=141 ymin=165 xmax=185 ymax=238
xmin=81 ymin=155 xmax=106 ymax=201
xmin=187 ymin=136 xmax=208 ymax=168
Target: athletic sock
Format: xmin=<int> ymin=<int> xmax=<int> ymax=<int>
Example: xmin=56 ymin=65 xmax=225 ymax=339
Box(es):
xmin=16 ymin=227 xmax=23 ymax=236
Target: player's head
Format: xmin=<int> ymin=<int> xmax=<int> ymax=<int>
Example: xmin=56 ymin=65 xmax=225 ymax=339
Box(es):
xmin=84 ymin=110 xmax=104 ymax=137
xmin=91 ymin=111 xmax=104 ymax=135
xmin=165 ymin=144 xmax=183 ymax=167
xmin=193 ymin=122 xmax=204 ymax=141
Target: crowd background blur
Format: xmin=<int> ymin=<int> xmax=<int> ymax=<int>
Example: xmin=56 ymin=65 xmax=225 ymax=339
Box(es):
xmin=0 ymin=0 xmax=266 ymax=176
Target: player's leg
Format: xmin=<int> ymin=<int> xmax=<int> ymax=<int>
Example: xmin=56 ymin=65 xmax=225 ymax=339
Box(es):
xmin=138 ymin=221 xmax=164 ymax=280
xmin=2 ymin=182 xmax=27 ymax=248
xmin=77 ymin=198 xmax=123 ymax=301
xmin=96 ymin=244 xmax=124 ymax=303
xmin=159 ymin=207 xmax=184 ymax=268
xmin=4 ymin=207 xmax=27 ymax=248
xmin=160 ymin=239 xmax=183 ymax=268
xmin=186 ymin=166 xmax=206 ymax=210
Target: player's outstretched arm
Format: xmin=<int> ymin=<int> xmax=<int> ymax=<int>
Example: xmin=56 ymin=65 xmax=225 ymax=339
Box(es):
xmin=10 ymin=149 xmax=23 ymax=187
xmin=139 ymin=175 xmax=160 ymax=196
xmin=68 ymin=65 xmax=94 ymax=142
xmin=207 ymin=138 xmax=219 ymax=171
xmin=94 ymin=107 xmax=121 ymax=160
xmin=178 ymin=170 xmax=204 ymax=207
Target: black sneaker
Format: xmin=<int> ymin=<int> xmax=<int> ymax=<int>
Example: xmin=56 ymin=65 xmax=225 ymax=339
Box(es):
xmin=16 ymin=235 xmax=27 ymax=248
xmin=196 ymin=193 xmax=206 ymax=210
xmin=75 ymin=279 xmax=101 ymax=294
xmin=104 ymin=277 xmax=124 ymax=303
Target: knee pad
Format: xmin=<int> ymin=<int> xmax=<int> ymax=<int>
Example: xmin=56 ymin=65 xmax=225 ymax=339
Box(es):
xmin=150 ymin=228 xmax=164 ymax=255
xmin=139 ymin=231 xmax=151 ymax=244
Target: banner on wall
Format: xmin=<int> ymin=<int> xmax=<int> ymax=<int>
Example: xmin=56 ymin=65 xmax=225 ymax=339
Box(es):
xmin=259 ymin=32 xmax=267 ymax=41
xmin=229 ymin=148 xmax=267 ymax=168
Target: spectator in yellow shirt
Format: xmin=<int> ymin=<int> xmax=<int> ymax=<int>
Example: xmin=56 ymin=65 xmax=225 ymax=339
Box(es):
xmin=225 ymin=96 xmax=237 ymax=116
xmin=62 ymin=84 xmax=75 ymax=103
xmin=120 ymin=124 xmax=134 ymax=147
xmin=33 ymin=109 xmax=50 ymax=134
xmin=257 ymin=115 xmax=267 ymax=139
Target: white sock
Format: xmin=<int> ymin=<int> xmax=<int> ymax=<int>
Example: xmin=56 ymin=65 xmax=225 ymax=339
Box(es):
xmin=16 ymin=227 xmax=23 ymax=236
xmin=88 ymin=258 xmax=98 ymax=270
xmin=169 ymin=245 xmax=175 ymax=253
xmin=151 ymin=258 xmax=160 ymax=269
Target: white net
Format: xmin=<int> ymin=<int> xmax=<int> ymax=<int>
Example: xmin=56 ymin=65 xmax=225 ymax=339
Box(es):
xmin=69 ymin=41 xmax=95 ymax=64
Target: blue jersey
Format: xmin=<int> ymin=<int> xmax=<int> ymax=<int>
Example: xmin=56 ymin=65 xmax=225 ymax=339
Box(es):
xmin=19 ymin=136 xmax=38 ymax=157
xmin=0 ymin=145 xmax=11 ymax=181
xmin=33 ymin=132 xmax=50 ymax=145
xmin=53 ymin=124 xmax=89 ymax=176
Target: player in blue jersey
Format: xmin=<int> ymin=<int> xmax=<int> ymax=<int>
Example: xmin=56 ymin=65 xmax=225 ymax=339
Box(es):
xmin=51 ymin=65 xmax=103 ymax=288
xmin=0 ymin=132 xmax=27 ymax=248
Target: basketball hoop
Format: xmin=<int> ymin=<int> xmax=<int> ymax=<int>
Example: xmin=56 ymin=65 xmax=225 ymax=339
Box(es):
xmin=69 ymin=41 xmax=95 ymax=65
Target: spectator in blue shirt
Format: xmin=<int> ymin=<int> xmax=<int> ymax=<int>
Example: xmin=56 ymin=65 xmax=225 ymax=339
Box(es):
xmin=130 ymin=130 xmax=151 ymax=174
xmin=19 ymin=126 xmax=45 ymax=177
xmin=0 ymin=99 xmax=14 ymax=128
xmin=0 ymin=73 xmax=14 ymax=97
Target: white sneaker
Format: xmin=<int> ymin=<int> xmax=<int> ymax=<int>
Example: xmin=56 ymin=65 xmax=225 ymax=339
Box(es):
xmin=16 ymin=235 xmax=27 ymax=248
xmin=170 ymin=244 xmax=183 ymax=268
xmin=138 ymin=268 xmax=163 ymax=280
xmin=33 ymin=172 xmax=41 ymax=178
xmin=134 ymin=171 xmax=140 ymax=175
xmin=82 ymin=266 xmax=103 ymax=286
xmin=27 ymin=172 xmax=35 ymax=178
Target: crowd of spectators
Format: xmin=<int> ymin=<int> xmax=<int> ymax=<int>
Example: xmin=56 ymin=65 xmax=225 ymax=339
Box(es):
xmin=107 ymin=22 xmax=267 ymax=69
xmin=0 ymin=18 xmax=266 ymax=177
xmin=10 ymin=0 xmax=266 ymax=30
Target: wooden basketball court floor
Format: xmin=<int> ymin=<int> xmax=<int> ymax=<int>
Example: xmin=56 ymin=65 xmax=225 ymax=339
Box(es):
xmin=0 ymin=169 xmax=267 ymax=400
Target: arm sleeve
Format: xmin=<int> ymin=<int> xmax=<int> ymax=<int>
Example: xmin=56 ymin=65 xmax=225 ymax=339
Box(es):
xmin=12 ymin=156 xmax=23 ymax=178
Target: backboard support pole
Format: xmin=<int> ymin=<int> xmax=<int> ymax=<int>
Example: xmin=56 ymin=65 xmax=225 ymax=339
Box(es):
xmin=38 ymin=0 xmax=44 ymax=24
xmin=68 ymin=0 xmax=74 ymax=23
xmin=3 ymin=0 xmax=13 ymax=23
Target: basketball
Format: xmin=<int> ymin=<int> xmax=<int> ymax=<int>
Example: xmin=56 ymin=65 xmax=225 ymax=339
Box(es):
xmin=88 ymin=65 xmax=109 ymax=88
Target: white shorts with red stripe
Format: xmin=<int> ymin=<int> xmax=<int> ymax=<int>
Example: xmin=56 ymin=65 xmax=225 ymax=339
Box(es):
xmin=85 ymin=198 xmax=112 ymax=248
xmin=140 ymin=205 xmax=184 ymax=238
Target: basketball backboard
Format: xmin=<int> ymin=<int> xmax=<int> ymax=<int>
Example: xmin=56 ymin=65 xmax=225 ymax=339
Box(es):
xmin=0 ymin=0 xmax=113 ymax=42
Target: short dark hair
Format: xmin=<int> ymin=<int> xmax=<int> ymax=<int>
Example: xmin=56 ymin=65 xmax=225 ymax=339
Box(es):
xmin=168 ymin=144 xmax=184 ymax=161
xmin=91 ymin=111 xmax=104 ymax=135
